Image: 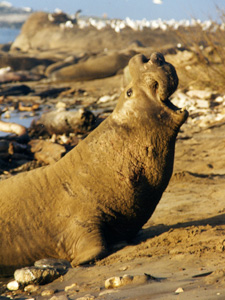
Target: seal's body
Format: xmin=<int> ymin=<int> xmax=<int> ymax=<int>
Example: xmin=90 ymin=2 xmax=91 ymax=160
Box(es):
xmin=0 ymin=53 xmax=188 ymax=275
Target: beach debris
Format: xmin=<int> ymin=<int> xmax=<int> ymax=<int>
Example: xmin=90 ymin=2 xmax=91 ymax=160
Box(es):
xmin=175 ymin=287 xmax=184 ymax=294
xmin=18 ymin=102 xmax=40 ymax=112
xmin=0 ymin=120 xmax=27 ymax=136
xmin=7 ymin=280 xmax=19 ymax=291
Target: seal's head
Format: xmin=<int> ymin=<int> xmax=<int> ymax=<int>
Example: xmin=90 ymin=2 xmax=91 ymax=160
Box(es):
xmin=114 ymin=52 xmax=188 ymax=131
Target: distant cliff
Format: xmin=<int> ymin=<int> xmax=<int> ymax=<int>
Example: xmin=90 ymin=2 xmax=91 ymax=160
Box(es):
xmin=0 ymin=1 xmax=32 ymax=28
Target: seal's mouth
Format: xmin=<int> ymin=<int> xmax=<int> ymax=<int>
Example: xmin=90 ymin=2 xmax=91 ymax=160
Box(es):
xmin=161 ymin=97 xmax=188 ymax=120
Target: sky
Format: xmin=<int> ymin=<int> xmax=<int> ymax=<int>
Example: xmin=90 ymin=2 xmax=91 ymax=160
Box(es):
xmin=5 ymin=0 xmax=225 ymax=22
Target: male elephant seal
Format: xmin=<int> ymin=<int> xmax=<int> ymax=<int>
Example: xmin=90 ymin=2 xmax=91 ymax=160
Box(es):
xmin=0 ymin=52 xmax=188 ymax=275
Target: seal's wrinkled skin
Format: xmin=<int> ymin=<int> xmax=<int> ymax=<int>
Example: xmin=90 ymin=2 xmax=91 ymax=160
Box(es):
xmin=0 ymin=53 xmax=188 ymax=275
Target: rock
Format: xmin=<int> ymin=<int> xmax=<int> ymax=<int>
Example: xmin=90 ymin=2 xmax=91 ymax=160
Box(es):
xmin=7 ymin=280 xmax=19 ymax=291
xmin=175 ymin=287 xmax=184 ymax=294
xmin=24 ymin=284 xmax=39 ymax=293
xmin=105 ymin=273 xmax=157 ymax=289
xmin=195 ymin=99 xmax=210 ymax=109
xmin=105 ymin=276 xmax=122 ymax=289
xmin=29 ymin=139 xmax=66 ymax=164
xmin=14 ymin=266 xmax=63 ymax=285
xmin=34 ymin=258 xmax=71 ymax=271
xmin=186 ymin=89 xmax=216 ymax=100
xmin=41 ymin=289 xmax=55 ymax=296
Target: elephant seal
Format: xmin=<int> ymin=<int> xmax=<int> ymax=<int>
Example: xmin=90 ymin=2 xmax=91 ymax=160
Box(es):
xmin=50 ymin=50 xmax=136 ymax=81
xmin=0 ymin=52 xmax=188 ymax=275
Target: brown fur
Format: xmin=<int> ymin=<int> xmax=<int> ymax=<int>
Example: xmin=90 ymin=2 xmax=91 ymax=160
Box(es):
xmin=0 ymin=53 xmax=188 ymax=275
xmin=50 ymin=50 xmax=136 ymax=81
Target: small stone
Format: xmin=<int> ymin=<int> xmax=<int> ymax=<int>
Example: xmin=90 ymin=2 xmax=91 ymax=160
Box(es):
xmin=50 ymin=296 xmax=68 ymax=300
xmin=56 ymin=101 xmax=67 ymax=109
xmin=119 ymin=265 xmax=128 ymax=271
xmin=105 ymin=276 xmax=122 ymax=289
xmin=24 ymin=284 xmax=39 ymax=293
xmin=41 ymin=289 xmax=55 ymax=296
xmin=34 ymin=258 xmax=71 ymax=271
xmin=64 ymin=283 xmax=77 ymax=292
xmin=14 ymin=266 xmax=62 ymax=284
xmin=76 ymin=294 xmax=95 ymax=300
xmin=98 ymin=95 xmax=112 ymax=103
xmin=175 ymin=287 xmax=184 ymax=294
xmin=7 ymin=280 xmax=19 ymax=291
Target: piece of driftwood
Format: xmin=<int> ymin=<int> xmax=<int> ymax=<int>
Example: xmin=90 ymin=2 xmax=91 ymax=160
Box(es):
xmin=0 ymin=120 xmax=27 ymax=136
xmin=18 ymin=102 xmax=40 ymax=112
xmin=35 ymin=108 xmax=96 ymax=135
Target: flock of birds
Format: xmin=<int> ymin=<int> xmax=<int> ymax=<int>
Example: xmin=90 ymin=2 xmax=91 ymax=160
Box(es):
xmin=59 ymin=15 xmax=225 ymax=33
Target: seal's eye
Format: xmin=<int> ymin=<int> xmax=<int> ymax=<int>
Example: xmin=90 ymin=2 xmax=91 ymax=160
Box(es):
xmin=127 ymin=88 xmax=133 ymax=97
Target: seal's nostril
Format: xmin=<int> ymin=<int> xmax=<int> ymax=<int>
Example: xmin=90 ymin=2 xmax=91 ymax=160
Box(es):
xmin=150 ymin=52 xmax=165 ymax=66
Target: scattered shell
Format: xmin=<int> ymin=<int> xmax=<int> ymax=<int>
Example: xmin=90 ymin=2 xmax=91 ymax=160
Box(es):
xmin=175 ymin=287 xmax=184 ymax=294
xmin=7 ymin=280 xmax=19 ymax=291
xmin=64 ymin=283 xmax=78 ymax=292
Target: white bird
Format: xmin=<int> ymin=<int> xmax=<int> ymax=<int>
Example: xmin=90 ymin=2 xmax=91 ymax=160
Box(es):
xmin=153 ymin=0 xmax=163 ymax=4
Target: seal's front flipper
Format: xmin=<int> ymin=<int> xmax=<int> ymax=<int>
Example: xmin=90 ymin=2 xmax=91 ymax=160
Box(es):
xmin=70 ymin=230 xmax=107 ymax=267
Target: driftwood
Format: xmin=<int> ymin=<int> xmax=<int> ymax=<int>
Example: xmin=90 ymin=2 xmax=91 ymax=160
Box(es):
xmin=0 ymin=120 xmax=27 ymax=136
xmin=35 ymin=108 xmax=96 ymax=135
